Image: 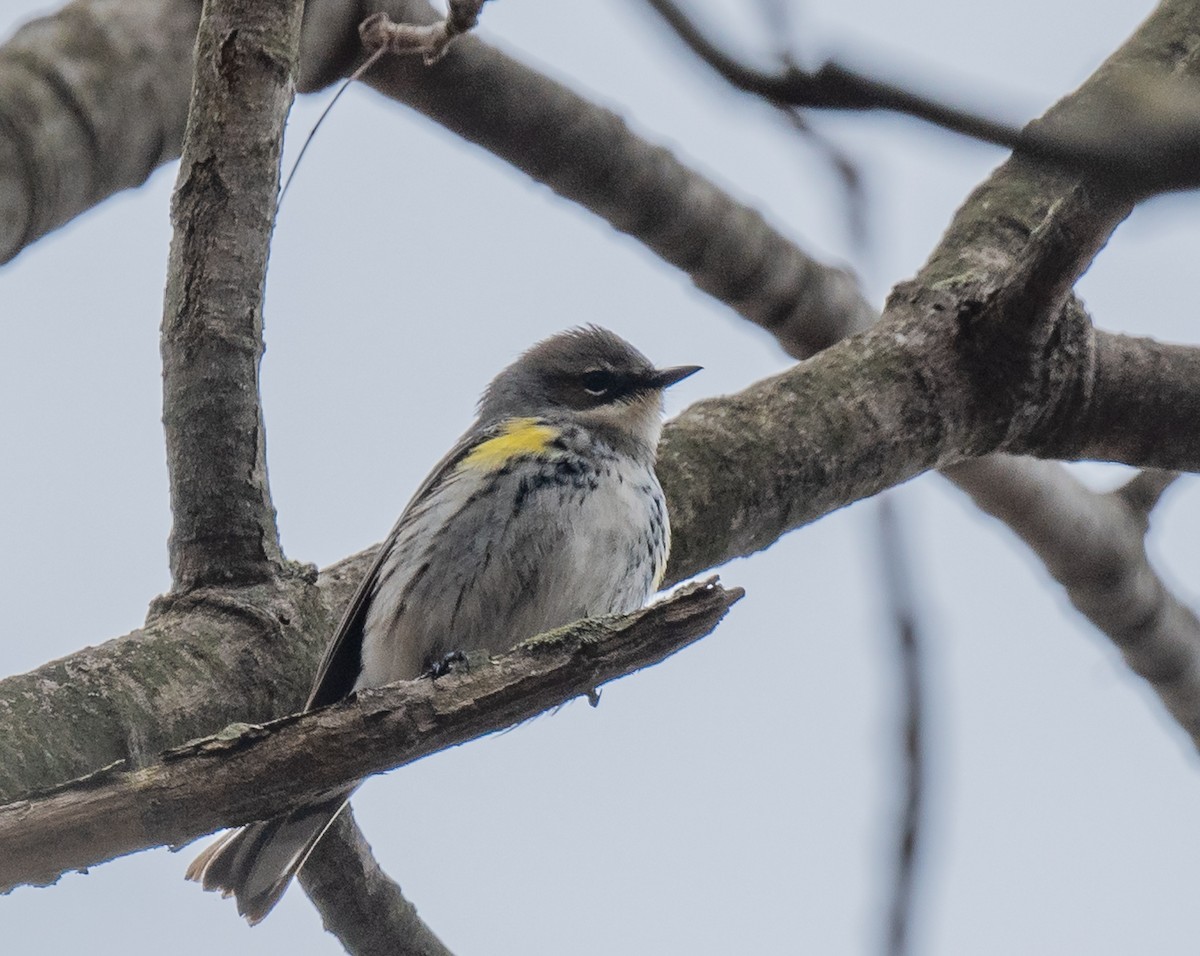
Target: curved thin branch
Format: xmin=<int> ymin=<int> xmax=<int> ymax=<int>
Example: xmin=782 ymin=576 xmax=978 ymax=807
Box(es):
xmin=944 ymin=457 xmax=1200 ymax=740
xmin=159 ymin=0 xmax=301 ymax=589
xmin=876 ymin=497 xmax=927 ymax=956
xmin=309 ymin=0 xmax=879 ymax=359
xmin=643 ymin=0 xmax=1200 ymax=196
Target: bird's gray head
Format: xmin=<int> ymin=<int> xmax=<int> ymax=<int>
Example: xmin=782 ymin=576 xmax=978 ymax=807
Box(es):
xmin=478 ymin=326 xmax=700 ymax=456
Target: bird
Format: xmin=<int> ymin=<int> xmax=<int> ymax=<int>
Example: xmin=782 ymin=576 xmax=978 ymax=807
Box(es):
xmin=185 ymin=325 xmax=700 ymax=923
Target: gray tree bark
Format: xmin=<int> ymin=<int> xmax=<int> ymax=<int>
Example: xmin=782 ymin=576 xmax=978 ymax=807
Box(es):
xmin=0 ymin=580 xmax=741 ymax=891
xmin=0 ymin=0 xmax=199 ymax=264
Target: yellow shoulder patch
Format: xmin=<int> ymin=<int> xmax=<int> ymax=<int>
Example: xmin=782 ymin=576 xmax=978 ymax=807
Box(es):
xmin=458 ymin=418 xmax=561 ymax=472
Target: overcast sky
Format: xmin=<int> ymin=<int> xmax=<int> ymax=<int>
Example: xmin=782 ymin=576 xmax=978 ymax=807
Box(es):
xmin=4 ymin=1 xmax=1200 ymax=954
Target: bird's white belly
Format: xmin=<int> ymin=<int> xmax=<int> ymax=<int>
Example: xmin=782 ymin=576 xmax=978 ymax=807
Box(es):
xmin=356 ymin=454 xmax=668 ymax=688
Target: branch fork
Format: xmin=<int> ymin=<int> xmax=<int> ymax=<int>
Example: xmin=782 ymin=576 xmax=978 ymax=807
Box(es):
xmin=360 ymin=1 xmax=489 ymax=66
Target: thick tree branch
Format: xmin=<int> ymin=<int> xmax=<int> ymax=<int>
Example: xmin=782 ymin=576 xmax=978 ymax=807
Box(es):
xmin=159 ymin=0 xmax=301 ymax=589
xmin=0 ymin=572 xmax=331 ymax=804
xmin=3 ymin=321 xmax=1193 ymax=804
xmin=299 ymin=808 xmax=455 ymax=956
xmin=656 ymin=326 xmax=1199 ymax=588
xmin=0 ymin=579 xmax=742 ymax=891
xmin=0 ymin=0 xmax=198 ymax=264
xmin=0 ymin=0 xmax=875 ymax=355
xmin=1064 ymin=332 xmax=1200 ymax=468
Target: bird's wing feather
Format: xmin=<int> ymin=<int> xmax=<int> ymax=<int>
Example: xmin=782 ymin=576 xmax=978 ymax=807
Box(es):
xmin=304 ymin=421 xmax=501 ymax=709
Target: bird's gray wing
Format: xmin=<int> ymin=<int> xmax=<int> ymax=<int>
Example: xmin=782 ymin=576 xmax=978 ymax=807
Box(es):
xmin=304 ymin=420 xmax=504 ymax=709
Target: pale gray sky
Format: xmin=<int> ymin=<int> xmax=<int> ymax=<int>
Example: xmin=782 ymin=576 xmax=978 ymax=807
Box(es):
xmin=4 ymin=1 xmax=1200 ymax=954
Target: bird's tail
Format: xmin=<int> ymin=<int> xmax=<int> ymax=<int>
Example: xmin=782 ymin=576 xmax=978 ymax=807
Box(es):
xmin=185 ymin=794 xmax=349 ymax=924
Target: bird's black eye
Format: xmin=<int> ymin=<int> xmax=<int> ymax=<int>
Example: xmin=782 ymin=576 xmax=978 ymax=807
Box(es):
xmin=581 ymin=369 xmax=617 ymax=397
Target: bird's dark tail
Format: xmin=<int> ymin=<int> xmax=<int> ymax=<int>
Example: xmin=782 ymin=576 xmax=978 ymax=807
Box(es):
xmin=185 ymin=795 xmax=348 ymax=924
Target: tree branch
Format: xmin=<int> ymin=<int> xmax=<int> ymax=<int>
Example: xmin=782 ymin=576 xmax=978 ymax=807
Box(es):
xmin=876 ymin=497 xmax=927 ymax=956
xmin=359 ymin=1 xmax=490 ymax=66
xmin=0 ymin=573 xmax=330 ymax=804
xmin=0 ymin=1 xmax=1195 ymax=791
xmin=642 ymin=0 xmax=1200 ymax=196
xmin=339 ymin=0 xmax=877 ymax=358
xmin=0 ymin=579 xmax=743 ymax=891
xmin=159 ymin=0 xmax=301 ymax=589
xmin=944 ymin=457 xmax=1200 ymax=741
xmin=299 ymin=807 xmax=456 ymax=956
xmin=1063 ymin=332 xmax=1200 ymax=468
xmin=0 ymin=0 xmax=199 ymax=264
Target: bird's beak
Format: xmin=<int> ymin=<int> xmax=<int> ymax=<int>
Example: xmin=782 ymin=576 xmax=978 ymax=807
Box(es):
xmin=645 ymin=365 xmax=702 ymax=389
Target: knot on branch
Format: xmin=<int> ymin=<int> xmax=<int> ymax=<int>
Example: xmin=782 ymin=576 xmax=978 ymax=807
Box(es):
xmin=890 ymin=276 xmax=1096 ymax=459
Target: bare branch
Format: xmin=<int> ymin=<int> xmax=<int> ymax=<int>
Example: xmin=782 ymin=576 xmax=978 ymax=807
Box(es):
xmin=1060 ymin=332 xmax=1200 ymax=469
xmin=0 ymin=579 xmax=743 ymax=891
xmin=944 ymin=457 xmax=1200 ymax=744
xmin=159 ymin=0 xmax=302 ymax=590
xmin=0 ymin=0 xmax=873 ymax=355
xmin=360 ymin=2 xmax=490 ymax=66
xmin=0 ymin=572 xmax=330 ymax=804
xmin=299 ymin=808 xmax=456 ymax=956
xmin=0 ymin=0 xmax=198 ymax=264
xmin=642 ymin=0 xmax=1200 ymax=196
xmin=876 ymin=497 xmax=927 ymax=956
xmin=1115 ymin=469 xmax=1180 ymax=516
xmin=334 ymin=0 xmax=877 ymax=358
xmin=641 ymin=0 xmax=1027 ymax=137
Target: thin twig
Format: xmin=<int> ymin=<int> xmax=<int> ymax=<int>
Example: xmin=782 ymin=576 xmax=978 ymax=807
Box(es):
xmin=1115 ymin=468 xmax=1181 ymax=516
xmin=876 ymin=495 xmax=927 ymax=956
xmin=642 ymin=0 xmax=1200 ymax=195
xmin=280 ymin=2 xmax=493 ymax=209
xmin=360 ymin=1 xmax=491 ymax=66
xmin=278 ymin=45 xmax=388 ymax=209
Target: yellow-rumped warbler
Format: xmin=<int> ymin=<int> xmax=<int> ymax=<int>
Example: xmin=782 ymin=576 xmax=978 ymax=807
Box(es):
xmin=186 ymin=325 xmax=699 ymax=922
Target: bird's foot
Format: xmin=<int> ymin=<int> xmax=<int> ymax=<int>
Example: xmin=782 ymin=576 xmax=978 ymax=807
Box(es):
xmin=425 ymin=649 xmax=490 ymax=679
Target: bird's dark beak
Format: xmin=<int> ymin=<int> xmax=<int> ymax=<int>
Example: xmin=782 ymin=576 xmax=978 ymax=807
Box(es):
xmin=645 ymin=365 xmax=702 ymax=389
